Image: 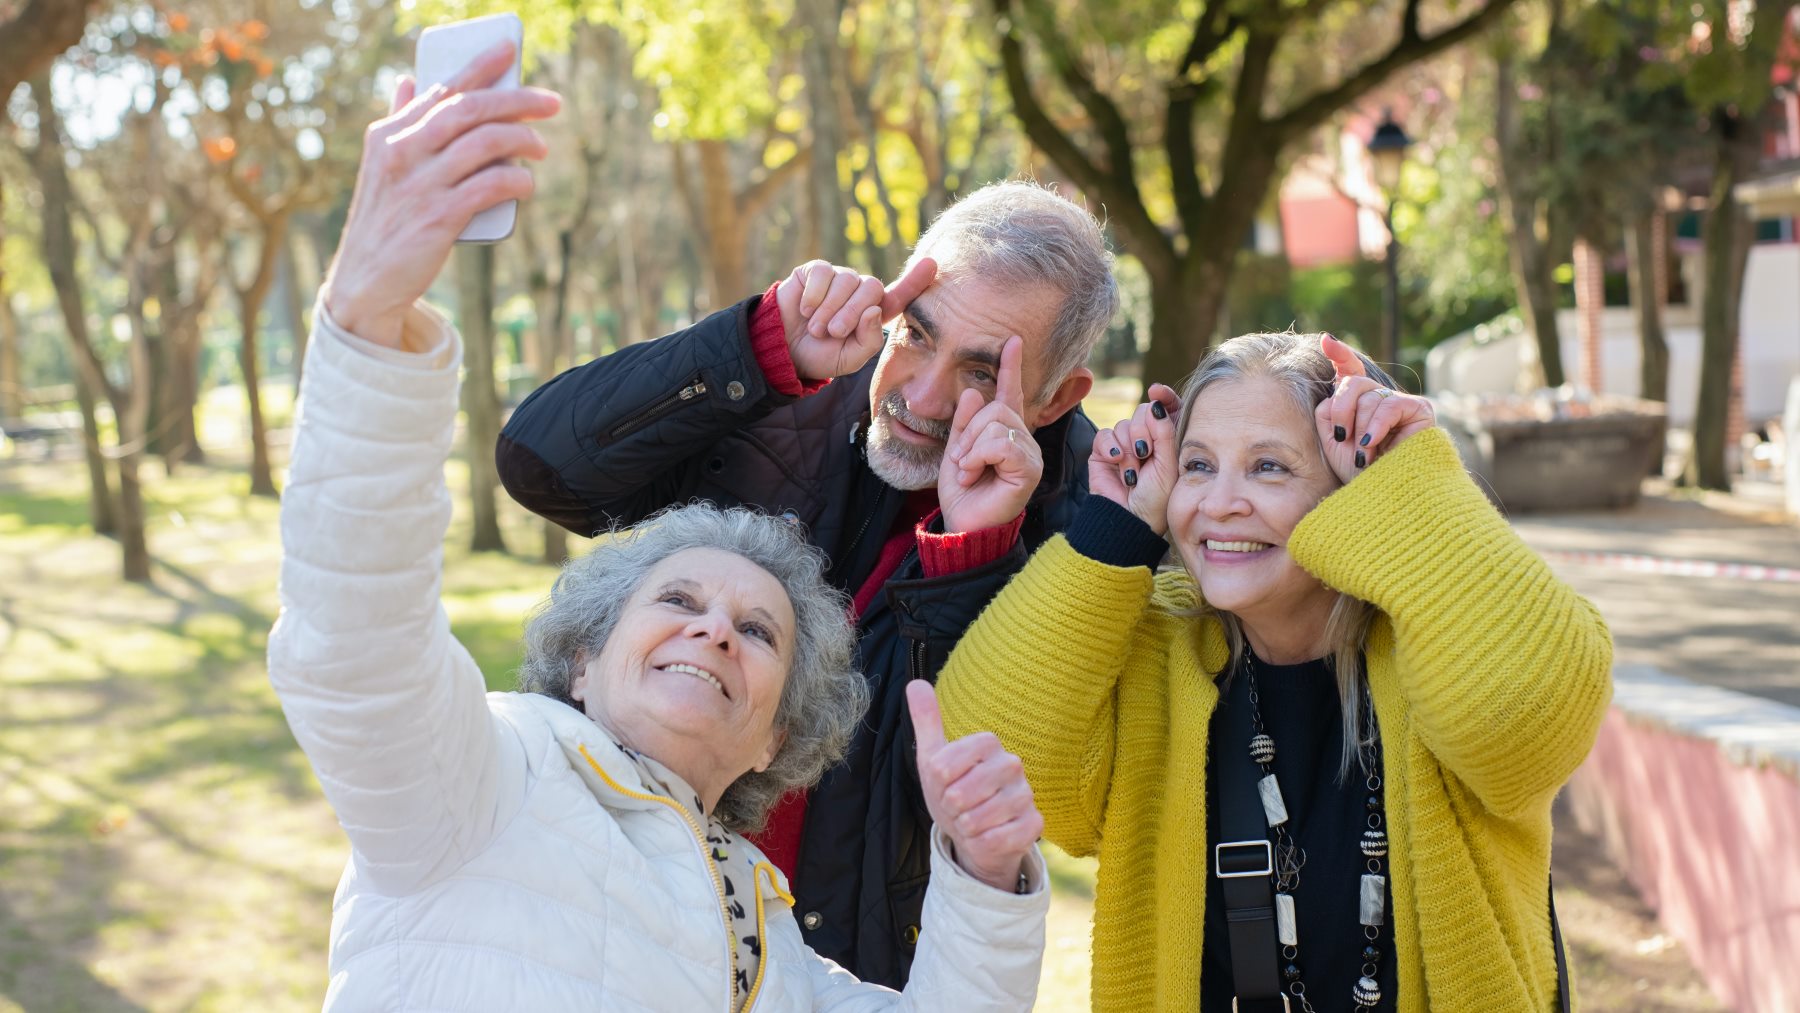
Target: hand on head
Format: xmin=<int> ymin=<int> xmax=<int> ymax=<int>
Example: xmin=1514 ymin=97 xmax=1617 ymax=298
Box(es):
xmin=321 ymin=41 xmax=562 ymax=348
xmin=937 ymin=335 xmax=1044 ymax=533
xmin=1313 ymin=334 xmax=1436 ymax=484
xmin=907 ymin=680 xmax=1042 ymax=894
xmin=1088 ymin=383 xmax=1182 ymax=535
xmin=776 ymin=258 xmax=937 ymax=382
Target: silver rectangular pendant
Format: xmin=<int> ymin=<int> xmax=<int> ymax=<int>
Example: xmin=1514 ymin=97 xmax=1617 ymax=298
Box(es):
xmin=1275 ymin=892 xmax=1298 ymax=946
xmin=1257 ymin=774 xmax=1289 ymax=827
xmin=1360 ymin=873 xmax=1387 ymax=926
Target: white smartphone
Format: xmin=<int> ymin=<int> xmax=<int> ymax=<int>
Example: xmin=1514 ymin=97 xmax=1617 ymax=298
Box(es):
xmin=414 ymin=12 xmax=524 ymax=244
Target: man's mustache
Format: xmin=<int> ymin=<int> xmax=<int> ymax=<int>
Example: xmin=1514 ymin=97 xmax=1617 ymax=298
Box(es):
xmin=879 ymin=391 xmax=951 ymax=441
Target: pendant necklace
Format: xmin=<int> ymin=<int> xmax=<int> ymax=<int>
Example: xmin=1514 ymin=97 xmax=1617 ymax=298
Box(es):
xmin=1242 ymin=652 xmax=1389 ymax=1011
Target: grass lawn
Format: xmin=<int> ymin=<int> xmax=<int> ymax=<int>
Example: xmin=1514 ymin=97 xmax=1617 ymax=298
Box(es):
xmin=0 ymin=384 xmax=1113 ymax=1012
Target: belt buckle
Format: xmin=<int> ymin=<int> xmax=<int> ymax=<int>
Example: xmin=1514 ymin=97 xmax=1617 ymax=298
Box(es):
xmin=1214 ymin=839 xmax=1274 ymax=879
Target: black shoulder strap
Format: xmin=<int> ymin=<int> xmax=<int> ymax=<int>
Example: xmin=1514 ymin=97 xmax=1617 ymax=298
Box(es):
xmin=1551 ymin=876 xmax=1571 ymax=1012
xmin=1216 ymin=706 xmax=1288 ymax=1012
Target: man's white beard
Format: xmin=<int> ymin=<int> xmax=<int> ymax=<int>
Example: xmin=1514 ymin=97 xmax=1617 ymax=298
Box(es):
xmin=865 ymin=411 xmax=942 ymax=491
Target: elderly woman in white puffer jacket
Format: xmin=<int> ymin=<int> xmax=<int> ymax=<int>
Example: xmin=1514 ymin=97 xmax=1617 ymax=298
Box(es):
xmin=267 ymin=42 xmax=1049 ymax=1012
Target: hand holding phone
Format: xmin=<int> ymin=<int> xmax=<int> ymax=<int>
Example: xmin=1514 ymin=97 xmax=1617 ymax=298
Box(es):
xmin=415 ymin=13 xmax=525 ymax=243
xmin=319 ymin=20 xmax=559 ymax=349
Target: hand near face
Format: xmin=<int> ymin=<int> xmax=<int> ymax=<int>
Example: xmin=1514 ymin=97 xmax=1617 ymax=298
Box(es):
xmin=1314 ymin=335 xmax=1437 ymax=484
xmin=937 ymin=336 xmax=1042 ymax=533
xmin=1088 ymin=384 xmax=1182 ymax=536
xmin=322 ymin=42 xmax=561 ymax=349
xmin=775 ymin=258 xmax=937 ymax=382
xmin=907 ymin=680 xmax=1043 ymax=894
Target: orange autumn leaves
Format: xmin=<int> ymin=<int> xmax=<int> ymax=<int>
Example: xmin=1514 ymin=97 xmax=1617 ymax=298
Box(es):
xmin=150 ymin=11 xmax=277 ymax=81
xmin=149 ymin=9 xmax=279 ymax=164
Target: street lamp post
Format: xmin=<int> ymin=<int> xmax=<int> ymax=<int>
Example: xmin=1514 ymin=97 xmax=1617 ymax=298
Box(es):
xmin=1367 ymin=110 xmax=1413 ymax=372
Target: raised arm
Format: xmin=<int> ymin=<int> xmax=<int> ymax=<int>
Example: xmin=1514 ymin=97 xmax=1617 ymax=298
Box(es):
xmin=1291 ymin=359 xmax=1612 ymax=820
xmin=268 ymin=45 xmax=553 ymax=893
xmin=496 ymin=259 xmax=935 ymax=534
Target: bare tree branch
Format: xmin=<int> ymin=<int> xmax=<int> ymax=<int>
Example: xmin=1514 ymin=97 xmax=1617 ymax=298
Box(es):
xmin=0 ymin=0 xmax=98 ymax=111
xmin=739 ymin=145 xmax=812 ymax=221
xmin=992 ymin=0 xmax=1173 ymax=273
xmin=1016 ymin=0 xmax=1137 ymax=185
xmin=1269 ymin=0 xmax=1518 ymax=142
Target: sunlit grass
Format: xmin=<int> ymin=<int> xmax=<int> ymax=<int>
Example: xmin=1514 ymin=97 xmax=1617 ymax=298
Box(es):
xmin=0 ymin=399 xmax=1107 ymax=1010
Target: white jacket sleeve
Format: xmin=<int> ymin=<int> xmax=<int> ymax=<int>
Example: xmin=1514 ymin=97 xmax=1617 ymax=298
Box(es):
xmin=267 ymin=300 xmax=524 ymax=896
xmin=801 ymin=830 xmax=1049 ymax=1011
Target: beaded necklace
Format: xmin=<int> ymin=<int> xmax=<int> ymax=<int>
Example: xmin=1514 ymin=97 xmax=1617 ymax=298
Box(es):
xmin=1240 ymin=653 xmax=1389 ymax=1011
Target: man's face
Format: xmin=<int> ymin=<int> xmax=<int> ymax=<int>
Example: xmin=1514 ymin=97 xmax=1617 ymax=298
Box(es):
xmin=865 ymin=273 xmax=1062 ymax=490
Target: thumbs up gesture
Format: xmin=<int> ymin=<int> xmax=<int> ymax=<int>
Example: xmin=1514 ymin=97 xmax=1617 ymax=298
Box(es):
xmin=907 ymin=680 xmax=1044 ymax=893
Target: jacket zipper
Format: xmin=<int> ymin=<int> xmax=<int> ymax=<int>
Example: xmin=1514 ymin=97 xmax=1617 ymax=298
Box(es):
xmin=606 ymin=375 xmax=708 ymax=442
xmin=740 ymin=862 xmax=792 ymax=1010
xmin=578 ymin=745 xmax=738 ymax=1011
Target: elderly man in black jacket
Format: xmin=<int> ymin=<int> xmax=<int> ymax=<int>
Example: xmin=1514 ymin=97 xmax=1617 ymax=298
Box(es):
xmin=496 ymin=180 xmax=1117 ymax=988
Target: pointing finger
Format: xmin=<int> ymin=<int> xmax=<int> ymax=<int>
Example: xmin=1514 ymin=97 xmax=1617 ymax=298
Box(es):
xmin=998 ymin=335 xmax=1026 ymax=417
xmin=882 ymin=256 xmax=937 ymax=320
xmin=1320 ymin=333 xmax=1367 ymax=381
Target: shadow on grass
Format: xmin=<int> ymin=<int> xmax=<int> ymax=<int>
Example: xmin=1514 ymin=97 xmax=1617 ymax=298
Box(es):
xmin=0 ymin=894 xmax=147 ymax=1013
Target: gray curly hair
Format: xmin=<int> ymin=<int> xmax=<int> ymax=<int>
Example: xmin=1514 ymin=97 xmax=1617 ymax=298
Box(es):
xmin=517 ymin=503 xmax=866 ymax=833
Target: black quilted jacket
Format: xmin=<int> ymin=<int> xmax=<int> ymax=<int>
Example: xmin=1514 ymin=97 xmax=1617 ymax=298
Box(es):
xmin=495 ymin=293 xmax=1094 ymax=987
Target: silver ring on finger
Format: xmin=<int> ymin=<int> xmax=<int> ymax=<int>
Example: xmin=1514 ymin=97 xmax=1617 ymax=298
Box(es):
xmin=1006 ymin=428 xmax=1018 ymax=446
xmin=1373 ymin=387 xmax=1394 ymax=399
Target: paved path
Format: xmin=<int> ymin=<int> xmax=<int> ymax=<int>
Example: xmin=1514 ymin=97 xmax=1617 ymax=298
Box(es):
xmin=1511 ymin=481 xmax=1800 ymax=707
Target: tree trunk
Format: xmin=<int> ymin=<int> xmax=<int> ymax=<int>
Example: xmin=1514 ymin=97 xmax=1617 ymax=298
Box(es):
xmin=697 ymin=141 xmax=752 ymax=302
xmin=72 ymin=368 xmax=117 ymax=536
xmin=236 ymin=213 xmax=293 ymax=498
xmin=798 ymin=0 xmax=850 ymax=265
xmin=1495 ymin=54 xmax=1566 ymax=389
xmin=28 ymin=76 xmax=147 ymax=568
xmin=281 ymin=235 xmax=310 ymax=392
xmin=458 ymin=244 xmax=508 ymax=554
xmin=148 ymin=234 xmax=213 ymax=470
xmin=1626 ymin=209 xmax=1668 ymax=403
xmin=1142 ymin=258 xmax=1227 ymax=393
xmin=115 ymin=311 xmax=153 ymax=582
xmin=1689 ymin=127 xmax=1755 ymax=491
xmin=0 ymin=288 xmax=22 ymax=421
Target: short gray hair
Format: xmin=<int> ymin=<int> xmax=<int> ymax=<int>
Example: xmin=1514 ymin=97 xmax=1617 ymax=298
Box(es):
xmin=517 ymin=503 xmax=866 ymax=833
xmin=1177 ymin=331 xmax=1400 ymax=781
xmin=907 ymin=179 xmax=1118 ymax=399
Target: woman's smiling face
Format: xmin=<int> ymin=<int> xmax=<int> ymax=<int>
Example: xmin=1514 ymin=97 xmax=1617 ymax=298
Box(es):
xmin=1165 ymin=375 xmax=1342 ymax=630
xmin=571 ymin=547 xmax=795 ymax=798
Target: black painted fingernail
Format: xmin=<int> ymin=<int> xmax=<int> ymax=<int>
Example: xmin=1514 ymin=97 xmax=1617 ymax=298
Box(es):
xmin=1359 ymin=432 xmax=1372 ymax=447
xmin=1109 ymin=446 xmax=1121 ymax=457
xmin=1354 ymin=450 xmax=1366 ymax=469
xmin=1333 ymin=425 xmax=1347 ymax=443
xmin=1151 ymin=400 xmax=1167 ymax=420
xmin=1123 ymin=468 xmax=1138 ymax=487
xmin=1135 ymin=439 xmax=1149 ymax=459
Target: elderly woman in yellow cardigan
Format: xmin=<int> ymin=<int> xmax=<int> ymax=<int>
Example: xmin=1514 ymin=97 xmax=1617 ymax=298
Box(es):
xmin=931 ymin=331 xmax=1611 ymax=1012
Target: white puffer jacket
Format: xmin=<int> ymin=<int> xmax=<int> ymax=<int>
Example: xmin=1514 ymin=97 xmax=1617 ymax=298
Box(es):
xmin=267 ymin=303 xmax=1050 ymax=1012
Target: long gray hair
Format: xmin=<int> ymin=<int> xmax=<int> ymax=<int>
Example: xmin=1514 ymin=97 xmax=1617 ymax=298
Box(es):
xmin=1176 ymin=332 xmax=1398 ymax=779
xmin=517 ymin=503 xmax=866 ymax=833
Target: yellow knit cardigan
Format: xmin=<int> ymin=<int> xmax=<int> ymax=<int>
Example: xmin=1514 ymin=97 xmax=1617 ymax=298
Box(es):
xmin=938 ymin=427 xmax=1613 ymax=1012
